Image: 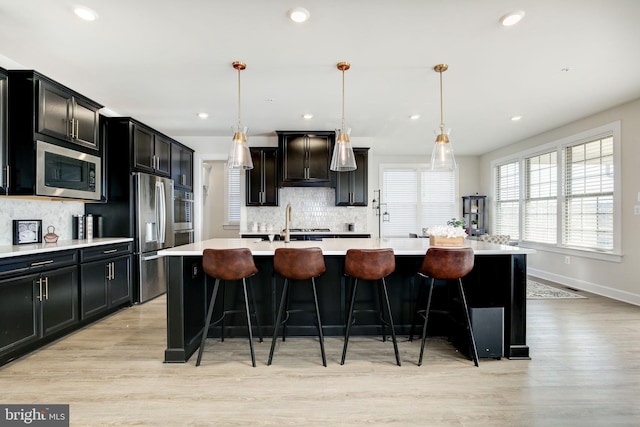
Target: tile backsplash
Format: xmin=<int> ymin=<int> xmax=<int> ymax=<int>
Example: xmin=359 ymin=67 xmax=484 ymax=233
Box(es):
xmin=0 ymin=198 xmax=85 ymax=246
xmin=246 ymin=187 xmax=368 ymax=233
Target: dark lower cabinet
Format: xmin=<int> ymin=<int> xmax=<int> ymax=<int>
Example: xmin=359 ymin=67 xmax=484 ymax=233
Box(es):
xmin=0 ymin=262 xmax=78 ymax=364
xmin=80 ymin=243 xmax=132 ymax=320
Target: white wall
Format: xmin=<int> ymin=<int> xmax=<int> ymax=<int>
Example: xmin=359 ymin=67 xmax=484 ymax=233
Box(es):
xmin=479 ymin=98 xmax=640 ymax=305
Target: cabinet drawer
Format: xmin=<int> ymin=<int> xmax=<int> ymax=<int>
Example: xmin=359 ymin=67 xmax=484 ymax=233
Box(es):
xmin=81 ymin=243 xmax=132 ymax=263
xmin=0 ymin=250 xmax=77 ymax=279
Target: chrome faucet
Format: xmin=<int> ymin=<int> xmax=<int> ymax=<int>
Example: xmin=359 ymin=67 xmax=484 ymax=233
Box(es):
xmin=281 ymin=203 xmax=292 ymax=243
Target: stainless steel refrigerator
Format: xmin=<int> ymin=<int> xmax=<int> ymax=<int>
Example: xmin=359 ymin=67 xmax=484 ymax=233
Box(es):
xmin=135 ymin=172 xmax=174 ymax=303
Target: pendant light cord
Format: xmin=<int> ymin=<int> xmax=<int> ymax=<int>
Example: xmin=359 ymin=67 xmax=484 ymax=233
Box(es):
xmin=341 ymin=67 xmax=346 ymax=132
xmin=237 ymin=67 xmax=242 ymax=129
xmin=439 ymin=68 xmax=444 ymax=132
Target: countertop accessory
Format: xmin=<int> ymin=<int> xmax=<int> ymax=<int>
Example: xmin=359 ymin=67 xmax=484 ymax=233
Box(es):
xmin=13 ymin=219 xmax=42 ymax=245
xmin=43 ymin=226 xmax=59 ymax=243
xmin=330 ymin=61 xmax=357 ymax=172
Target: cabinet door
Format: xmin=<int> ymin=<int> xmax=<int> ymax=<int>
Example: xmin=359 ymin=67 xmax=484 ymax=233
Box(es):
xmin=180 ymin=149 xmax=193 ymax=189
xmin=0 ymin=71 xmax=6 ymax=195
xmin=109 ymin=255 xmax=131 ymax=306
xmin=0 ymin=274 xmax=38 ymax=355
xmin=171 ymin=144 xmax=193 ymax=189
xmin=262 ymin=148 xmax=278 ymax=205
xmin=133 ymin=124 xmax=155 ymax=172
xmin=38 ymin=82 xmax=71 ymax=141
xmin=80 ymin=261 xmax=109 ymax=319
xmin=335 ymin=148 xmax=368 ymax=206
xmin=40 ymin=266 xmax=79 ymax=337
xmin=73 ymin=98 xmax=99 ymax=149
xmin=306 ymin=136 xmax=331 ymax=181
xmin=282 ymin=135 xmax=307 ymax=181
xmin=154 ymin=135 xmax=171 ymax=177
xmin=246 ymin=149 xmax=263 ymax=205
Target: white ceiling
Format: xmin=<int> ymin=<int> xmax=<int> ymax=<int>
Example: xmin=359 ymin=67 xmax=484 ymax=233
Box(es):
xmin=1 ymin=0 xmax=640 ymax=156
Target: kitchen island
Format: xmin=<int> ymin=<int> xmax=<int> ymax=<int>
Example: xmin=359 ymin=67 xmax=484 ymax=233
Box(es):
xmin=160 ymin=238 xmax=535 ymax=363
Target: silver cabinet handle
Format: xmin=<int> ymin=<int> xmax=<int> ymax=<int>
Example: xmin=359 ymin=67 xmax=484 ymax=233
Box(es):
xmin=37 ymin=277 xmax=43 ymax=302
xmin=44 ymin=277 xmax=49 ymax=300
xmin=103 ymin=249 xmax=118 ymax=254
xmin=31 ymin=260 xmax=54 ymax=267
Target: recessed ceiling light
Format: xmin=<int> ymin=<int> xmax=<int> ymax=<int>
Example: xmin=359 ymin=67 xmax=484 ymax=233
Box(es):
xmin=499 ymin=10 xmax=525 ymax=26
xmin=409 ymin=114 xmax=421 ymax=120
xmin=73 ymin=6 xmax=98 ymax=21
xmin=289 ymin=7 xmax=310 ymax=23
xmin=511 ymin=115 xmax=522 ymax=121
xmin=197 ymin=112 xmax=209 ymax=119
xmin=302 ymin=113 xmax=313 ymax=119
xmin=561 ymin=67 xmax=572 ymax=72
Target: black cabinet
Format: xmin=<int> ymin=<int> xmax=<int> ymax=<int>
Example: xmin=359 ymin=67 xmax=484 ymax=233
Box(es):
xmin=133 ymin=123 xmax=171 ymax=176
xmin=171 ymin=142 xmax=194 ymax=190
xmin=80 ymin=242 xmax=132 ymax=320
xmin=335 ymin=148 xmax=369 ymax=206
xmin=0 ymin=251 xmax=79 ymax=365
xmin=8 ymin=70 xmax=102 ymax=151
xmin=277 ymin=131 xmax=334 ymax=187
xmin=0 ymin=67 xmax=6 ymax=195
xmin=246 ymin=147 xmax=279 ymax=206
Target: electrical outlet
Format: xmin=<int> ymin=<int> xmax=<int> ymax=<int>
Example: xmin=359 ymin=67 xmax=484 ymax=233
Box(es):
xmin=564 ymin=256 xmax=571 ymax=265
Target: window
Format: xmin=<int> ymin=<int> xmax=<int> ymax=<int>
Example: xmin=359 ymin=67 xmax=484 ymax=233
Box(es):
xmin=225 ymin=166 xmax=240 ymax=224
xmin=381 ymin=165 xmax=456 ymax=237
xmin=492 ymin=122 xmax=621 ymax=258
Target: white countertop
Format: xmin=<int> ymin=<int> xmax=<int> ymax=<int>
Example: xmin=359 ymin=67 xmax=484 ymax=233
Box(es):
xmin=240 ymin=230 xmax=370 ymax=236
xmin=159 ymin=237 xmax=535 ymax=257
xmin=0 ymin=237 xmax=134 ymax=259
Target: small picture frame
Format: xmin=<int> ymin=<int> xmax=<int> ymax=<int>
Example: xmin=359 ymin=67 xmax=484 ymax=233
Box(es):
xmin=13 ymin=220 xmax=43 ymax=245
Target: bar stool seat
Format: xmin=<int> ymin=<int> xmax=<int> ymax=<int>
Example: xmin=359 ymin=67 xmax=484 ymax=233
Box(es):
xmin=268 ymin=247 xmax=327 ymax=367
xmin=341 ymin=248 xmax=401 ymax=366
xmin=196 ymin=248 xmax=262 ymax=367
xmin=415 ymin=247 xmax=479 ymax=366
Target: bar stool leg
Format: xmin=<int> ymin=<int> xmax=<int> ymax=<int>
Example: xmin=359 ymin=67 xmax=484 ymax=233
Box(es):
xmin=341 ymin=278 xmax=359 ymax=365
xmin=247 ymin=278 xmax=263 ymax=342
xmin=380 ymin=278 xmax=401 ymax=366
xmin=418 ymin=278 xmax=435 ymax=367
xmin=267 ymin=279 xmax=290 ymax=365
xmin=375 ymin=280 xmax=387 ymax=342
xmin=311 ymin=278 xmax=327 ymax=367
xmin=196 ymin=278 xmax=221 ymax=366
xmin=457 ymin=278 xmax=479 ymax=367
xmin=241 ymin=278 xmax=256 ymax=367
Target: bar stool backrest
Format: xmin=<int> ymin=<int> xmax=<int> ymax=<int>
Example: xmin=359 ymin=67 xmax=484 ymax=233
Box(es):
xmin=202 ymin=248 xmax=258 ymax=281
xmin=274 ymin=247 xmax=326 ymax=280
xmin=419 ymin=247 xmax=474 ymax=280
xmin=344 ymin=248 xmax=395 ymax=280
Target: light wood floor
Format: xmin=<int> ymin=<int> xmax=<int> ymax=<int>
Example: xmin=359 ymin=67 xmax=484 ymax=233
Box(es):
xmin=2 ymin=282 xmax=640 ymax=426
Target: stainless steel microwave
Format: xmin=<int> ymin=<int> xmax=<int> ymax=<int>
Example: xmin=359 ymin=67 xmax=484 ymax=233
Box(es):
xmin=36 ymin=140 xmax=102 ymax=200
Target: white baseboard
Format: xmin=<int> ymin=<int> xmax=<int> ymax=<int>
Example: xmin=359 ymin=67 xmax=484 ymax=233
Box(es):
xmin=528 ymin=268 xmax=640 ymax=307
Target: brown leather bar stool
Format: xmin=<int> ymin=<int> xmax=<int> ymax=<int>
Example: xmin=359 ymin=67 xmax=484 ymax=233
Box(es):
xmin=196 ymin=248 xmax=262 ymax=367
xmin=416 ymin=247 xmax=479 ymax=367
xmin=268 ymin=247 xmax=327 ymax=367
xmin=341 ymin=248 xmax=401 ymax=366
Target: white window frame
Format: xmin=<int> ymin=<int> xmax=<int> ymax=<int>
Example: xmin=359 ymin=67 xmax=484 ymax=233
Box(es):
xmin=379 ymin=163 xmax=458 ymax=238
xmin=491 ymin=121 xmax=622 ymax=262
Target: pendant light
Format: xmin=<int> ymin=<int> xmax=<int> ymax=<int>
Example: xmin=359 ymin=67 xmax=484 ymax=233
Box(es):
xmin=430 ymin=64 xmax=457 ymax=170
xmin=227 ymin=61 xmax=253 ymax=170
xmin=330 ymin=61 xmax=357 ymax=172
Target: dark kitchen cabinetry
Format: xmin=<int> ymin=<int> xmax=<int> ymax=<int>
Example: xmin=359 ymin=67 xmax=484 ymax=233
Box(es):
xmin=80 ymin=242 xmax=132 ymax=320
xmin=171 ymin=142 xmax=194 ymax=190
xmin=246 ymin=147 xmax=278 ymax=206
xmin=335 ymin=148 xmax=369 ymax=206
xmin=277 ymin=131 xmax=335 ymax=187
xmin=8 ymin=70 xmax=102 ymax=151
xmin=132 ymin=123 xmax=171 ymax=177
xmin=0 ymin=250 xmax=79 ymax=365
xmin=0 ymin=67 xmax=6 ymax=195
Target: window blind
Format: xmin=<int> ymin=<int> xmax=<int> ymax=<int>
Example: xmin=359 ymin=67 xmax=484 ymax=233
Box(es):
xmin=524 ymin=151 xmax=557 ymax=244
xmin=494 ymin=161 xmax=520 ymax=240
xmin=226 ymin=167 xmax=241 ymax=223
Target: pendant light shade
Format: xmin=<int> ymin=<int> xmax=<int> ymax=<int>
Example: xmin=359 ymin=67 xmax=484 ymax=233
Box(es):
xmin=330 ymin=61 xmax=357 ymax=172
xmin=430 ymin=64 xmax=457 ymax=171
xmin=228 ymin=61 xmax=253 ymax=170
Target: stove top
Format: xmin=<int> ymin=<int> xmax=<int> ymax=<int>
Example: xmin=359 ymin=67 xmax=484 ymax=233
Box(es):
xmin=288 ymin=228 xmax=331 ymax=232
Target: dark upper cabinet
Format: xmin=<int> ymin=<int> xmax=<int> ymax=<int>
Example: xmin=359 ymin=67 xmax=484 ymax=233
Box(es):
xmin=0 ymin=67 xmax=6 ymax=195
xmin=335 ymin=148 xmax=369 ymax=206
xmin=171 ymin=142 xmax=194 ymax=190
xmin=133 ymin=124 xmax=171 ymax=177
xmin=246 ymin=147 xmax=278 ymax=206
xmin=277 ymin=131 xmax=334 ymax=187
xmin=7 ymin=71 xmax=102 ymax=151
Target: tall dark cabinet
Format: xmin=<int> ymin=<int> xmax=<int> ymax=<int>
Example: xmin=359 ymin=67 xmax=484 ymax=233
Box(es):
xmin=461 ymin=195 xmax=487 ymax=236
xmin=0 ymin=67 xmax=6 ymax=195
xmin=171 ymin=142 xmax=194 ymax=190
xmin=335 ymin=148 xmax=369 ymax=206
xmin=277 ymin=131 xmax=334 ymax=187
xmin=132 ymin=123 xmax=171 ymax=177
xmin=246 ymin=147 xmax=278 ymax=206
